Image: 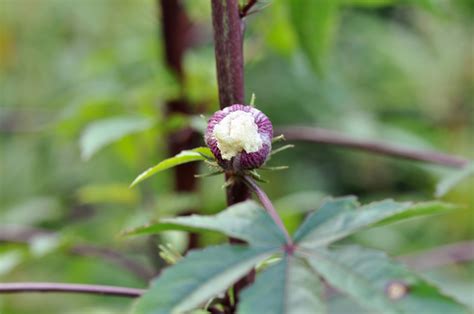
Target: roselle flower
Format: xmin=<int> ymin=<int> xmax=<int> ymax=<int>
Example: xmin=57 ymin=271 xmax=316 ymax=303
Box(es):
xmin=205 ymin=104 xmax=273 ymax=170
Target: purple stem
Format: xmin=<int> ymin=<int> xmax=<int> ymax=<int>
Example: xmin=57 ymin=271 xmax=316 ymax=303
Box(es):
xmin=278 ymin=126 xmax=469 ymax=168
xmin=0 ymin=282 xmax=144 ymax=298
xmin=243 ymin=176 xmax=293 ymax=245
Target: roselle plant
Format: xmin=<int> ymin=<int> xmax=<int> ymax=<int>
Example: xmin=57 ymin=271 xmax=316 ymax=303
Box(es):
xmin=1 ymin=1 xmax=473 ymax=314
xmin=126 ymin=101 xmax=467 ymax=314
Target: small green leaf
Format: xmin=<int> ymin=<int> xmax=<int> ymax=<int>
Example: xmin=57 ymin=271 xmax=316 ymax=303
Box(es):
xmin=80 ymin=116 xmax=153 ymax=160
xmin=130 ymin=147 xmax=213 ymax=187
xmin=238 ymin=256 xmax=325 ymax=314
xmin=288 ymin=0 xmax=339 ymax=74
xmin=133 ymin=245 xmax=276 ymax=314
xmin=304 ymin=246 xmax=468 ymax=314
xmin=122 ymin=200 xmax=286 ymax=247
xmin=436 ymin=163 xmax=474 ymax=197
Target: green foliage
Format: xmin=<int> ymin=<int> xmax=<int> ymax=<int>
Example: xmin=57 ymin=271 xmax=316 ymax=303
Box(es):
xmin=133 ymin=245 xmax=277 ymax=314
xmin=130 ymin=196 xmax=467 ymax=313
xmin=123 ymin=201 xmax=287 ymax=247
xmin=294 ymin=198 xmax=456 ymax=248
xmin=238 ymin=256 xmax=325 ymax=314
xmin=130 ymin=147 xmax=214 ymax=187
xmin=1 ymin=0 xmax=472 ymax=313
xmin=305 ymin=246 xmax=467 ymax=314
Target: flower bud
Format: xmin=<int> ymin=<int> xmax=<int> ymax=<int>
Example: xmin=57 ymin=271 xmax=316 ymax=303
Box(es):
xmin=205 ymin=104 xmax=273 ymax=170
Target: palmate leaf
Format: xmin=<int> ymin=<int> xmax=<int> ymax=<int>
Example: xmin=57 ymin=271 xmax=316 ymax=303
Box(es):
xmin=122 ymin=200 xmax=286 ymax=247
xmin=238 ymin=256 xmax=325 ymax=314
xmin=130 ymin=147 xmax=213 ymax=187
xmin=133 ymin=245 xmax=276 ymax=314
xmin=304 ymin=245 xmax=468 ymax=314
xmin=294 ymin=198 xmax=456 ymax=249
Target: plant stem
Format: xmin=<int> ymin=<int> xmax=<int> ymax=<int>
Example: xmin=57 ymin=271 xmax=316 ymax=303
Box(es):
xmin=211 ymin=0 xmax=245 ymax=109
xmin=0 ymin=283 xmax=144 ymax=298
xmin=278 ymin=126 xmax=469 ymax=168
xmin=243 ymin=176 xmax=293 ymax=246
xmin=398 ymin=240 xmax=474 ymax=270
xmin=211 ymin=1 xmax=252 ymax=310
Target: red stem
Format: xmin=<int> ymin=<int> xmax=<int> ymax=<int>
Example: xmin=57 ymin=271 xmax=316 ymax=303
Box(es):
xmin=211 ymin=1 xmax=253 ymax=311
xmin=278 ymin=126 xmax=469 ymax=168
xmin=398 ymin=240 xmax=474 ymax=270
xmin=0 ymin=283 xmax=144 ymax=298
xmin=243 ymin=176 xmax=293 ymax=245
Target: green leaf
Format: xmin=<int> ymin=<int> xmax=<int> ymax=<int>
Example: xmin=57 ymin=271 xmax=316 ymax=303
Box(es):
xmin=79 ymin=116 xmax=153 ymax=160
xmin=130 ymin=147 xmax=213 ymax=187
xmin=436 ymin=163 xmax=474 ymax=197
xmin=304 ymin=246 xmax=468 ymax=314
xmin=375 ymin=201 xmax=458 ymax=226
xmin=238 ymin=256 xmax=325 ymax=314
xmin=288 ymin=0 xmax=339 ymax=74
xmin=133 ymin=245 xmax=276 ymax=314
xmin=295 ymin=198 xmax=456 ymax=248
xmin=123 ymin=200 xmax=286 ymax=247
xmin=293 ymin=196 xmax=359 ymax=243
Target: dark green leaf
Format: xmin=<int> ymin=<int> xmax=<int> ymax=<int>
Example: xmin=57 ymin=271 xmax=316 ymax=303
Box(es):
xmin=238 ymin=255 xmax=325 ymax=314
xmin=295 ymin=200 xmax=420 ymax=248
xmin=130 ymin=147 xmax=213 ymax=187
xmin=304 ymin=245 xmax=468 ymax=314
xmin=123 ymin=200 xmax=286 ymax=247
xmin=133 ymin=245 xmax=276 ymax=314
xmin=293 ymin=196 xmax=359 ymax=243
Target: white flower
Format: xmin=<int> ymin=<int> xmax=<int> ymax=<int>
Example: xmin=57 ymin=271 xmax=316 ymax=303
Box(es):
xmin=213 ymin=110 xmax=263 ymax=160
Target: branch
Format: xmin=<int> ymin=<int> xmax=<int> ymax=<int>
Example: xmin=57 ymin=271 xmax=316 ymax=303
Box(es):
xmin=278 ymin=126 xmax=469 ymax=168
xmin=71 ymin=245 xmax=154 ymax=281
xmin=243 ymin=176 xmax=293 ymax=246
xmin=398 ymin=240 xmax=474 ymax=270
xmin=0 ymin=282 xmax=144 ymax=298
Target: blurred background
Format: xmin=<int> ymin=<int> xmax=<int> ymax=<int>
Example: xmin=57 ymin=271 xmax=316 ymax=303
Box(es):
xmin=0 ymin=0 xmax=472 ymax=313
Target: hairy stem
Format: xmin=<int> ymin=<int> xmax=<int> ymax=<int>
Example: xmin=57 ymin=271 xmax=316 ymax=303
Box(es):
xmin=0 ymin=283 xmax=144 ymax=298
xmin=212 ymin=0 xmax=245 ymax=109
xmin=278 ymin=126 xmax=469 ymax=168
xmin=243 ymin=176 xmax=293 ymax=245
xmin=211 ymin=1 xmax=252 ymax=310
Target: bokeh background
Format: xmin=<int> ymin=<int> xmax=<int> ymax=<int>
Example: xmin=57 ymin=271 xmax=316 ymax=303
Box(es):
xmin=0 ymin=0 xmax=472 ymax=313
